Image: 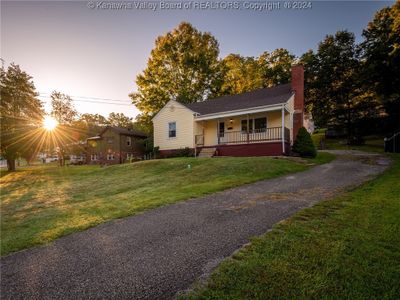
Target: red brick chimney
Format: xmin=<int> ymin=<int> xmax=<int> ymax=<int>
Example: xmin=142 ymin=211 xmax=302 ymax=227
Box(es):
xmin=291 ymin=65 xmax=304 ymax=142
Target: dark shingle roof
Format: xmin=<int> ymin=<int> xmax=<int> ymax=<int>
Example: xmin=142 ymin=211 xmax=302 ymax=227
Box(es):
xmin=183 ymin=84 xmax=293 ymax=115
xmin=100 ymin=126 xmax=147 ymax=138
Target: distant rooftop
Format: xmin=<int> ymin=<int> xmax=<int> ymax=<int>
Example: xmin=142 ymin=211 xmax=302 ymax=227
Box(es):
xmin=87 ymin=126 xmax=148 ymax=140
xmin=105 ymin=126 xmax=147 ymax=137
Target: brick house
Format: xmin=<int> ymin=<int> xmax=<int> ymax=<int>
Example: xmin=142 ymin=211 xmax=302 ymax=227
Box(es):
xmin=86 ymin=126 xmax=147 ymax=164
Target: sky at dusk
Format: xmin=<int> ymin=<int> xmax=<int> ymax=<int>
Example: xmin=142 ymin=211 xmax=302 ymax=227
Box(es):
xmin=1 ymin=0 xmax=393 ymax=118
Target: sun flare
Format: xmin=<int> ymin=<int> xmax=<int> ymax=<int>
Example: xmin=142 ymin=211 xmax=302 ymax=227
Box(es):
xmin=43 ymin=116 xmax=58 ymax=131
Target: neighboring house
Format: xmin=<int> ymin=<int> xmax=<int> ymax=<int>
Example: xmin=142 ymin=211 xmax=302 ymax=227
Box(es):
xmin=69 ymin=155 xmax=86 ymax=165
xmin=86 ymin=126 xmax=147 ymax=164
xmin=153 ymin=65 xmax=304 ymax=157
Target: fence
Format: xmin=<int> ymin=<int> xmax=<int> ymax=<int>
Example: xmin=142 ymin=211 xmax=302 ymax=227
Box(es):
xmin=384 ymin=132 xmax=400 ymax=153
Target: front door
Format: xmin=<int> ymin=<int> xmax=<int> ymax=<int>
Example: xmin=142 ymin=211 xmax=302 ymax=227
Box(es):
xmin=218 ymin=121 xmax=225 ymax=144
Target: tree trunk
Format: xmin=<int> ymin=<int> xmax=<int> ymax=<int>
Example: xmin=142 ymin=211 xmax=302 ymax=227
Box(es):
xmin=7 ymin=158 xmax=16 ymax=171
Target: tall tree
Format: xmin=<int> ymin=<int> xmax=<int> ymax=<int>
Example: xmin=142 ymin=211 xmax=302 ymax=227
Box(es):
xmin=50 ymin=91 xmax=78 ymax=124
xmin=299 ymin=50 xmax=319 ymax=115
xmin=78 ymin=113 xmax=108 ymax=137
xmin=259 ymin=48 xmax=296 ymax=87
xmin=301 ymin=31 xmax=363 ymax=137
xmin=80 ymin=113 xmax=108 ymax=127
xmin=50 ymin=91 xmax=78 ymax=166
xmin=218 ymin=49 xmax=295 ymax=96
xmin=107 ymin=112 xmax=133 ymax=128
xmin=219 ymin=54 xmax=263 ymax=95
xmin=0 ymin=64 xmax=44 ymax=171
xmin=130 ymin=22 xmax=223 ymax=119
xmin=360 ymin=1 xmax=400 ymax=131
xmin=133 ymin=113 xmax=153 ymax=134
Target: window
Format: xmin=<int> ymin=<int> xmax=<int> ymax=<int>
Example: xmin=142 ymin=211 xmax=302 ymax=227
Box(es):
xmin=107 ymin=154 xmax=115 ymax=160
xmin=254 ymin=118 xmax=267 ymax=132
xmin=91 ymin=154 xmax=98 ymax=161
xmin=107 ymin=137 xmax=114 ymax=144
xmin=126 ymin=136 xmax=132 ymax=146
xmin=219 ymin=121 xmax=225 ymax=137
xmin=241 ymin=117 xmax=267 ymax=132
xmin=168 ymin=122 xmax=176 ymax=138
xmin=241 ymin=119 xmax=254 ymax=133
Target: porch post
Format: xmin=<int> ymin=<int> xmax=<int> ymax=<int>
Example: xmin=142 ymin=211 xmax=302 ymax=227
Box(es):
xmin=246 ymin=114 xmax=249 ymax=143
xmin=194 ymin=137 xmax=197 ymax=158
xmin=281 ymin=105 xmax=285 ymax=154
xmin=217 ymin=119 xmax=220 ymax=145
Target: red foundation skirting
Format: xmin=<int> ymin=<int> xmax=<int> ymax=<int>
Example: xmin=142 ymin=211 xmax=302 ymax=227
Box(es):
xmin=214 ymin=142 xmax=289 ymax=157
xmin=160 ymin=142 xmax=290 ymax=157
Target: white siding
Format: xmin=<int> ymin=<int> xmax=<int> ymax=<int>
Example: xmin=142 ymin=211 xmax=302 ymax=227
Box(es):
xmin=285 ymin=94 xmax=294 ymax=112
xmin=153 ymin=100 xmax=195 ymax=150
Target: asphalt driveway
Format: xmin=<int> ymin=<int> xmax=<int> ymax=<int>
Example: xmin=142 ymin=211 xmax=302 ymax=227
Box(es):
xmin=0 ymin=151 xmax=390 ymax=299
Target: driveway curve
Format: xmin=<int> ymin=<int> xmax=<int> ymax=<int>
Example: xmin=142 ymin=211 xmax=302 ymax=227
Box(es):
xmin=1 ymin=151 xmax=390 ymax=300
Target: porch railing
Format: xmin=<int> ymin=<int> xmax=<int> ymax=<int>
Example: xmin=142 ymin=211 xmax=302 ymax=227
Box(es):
xmin=195 ymin=134 xmax=204 ymax=146
xmin=384 ymin=132 xmax=400 ymax=153
xmin=217 ymin=127 xmax=290 ymax=145
xmin=195 ymin=127 xmax=290 ymax=146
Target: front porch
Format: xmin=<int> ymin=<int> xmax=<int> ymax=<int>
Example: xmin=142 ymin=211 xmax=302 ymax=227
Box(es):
xmin=194 ymin=109 xmax=292 ymax=156
xmin=196 ymin=126 xmax=290 ymax=146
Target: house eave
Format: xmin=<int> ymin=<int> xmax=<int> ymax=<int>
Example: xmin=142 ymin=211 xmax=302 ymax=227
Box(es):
xmin=194 ymin=102 xmax=288 ymax=121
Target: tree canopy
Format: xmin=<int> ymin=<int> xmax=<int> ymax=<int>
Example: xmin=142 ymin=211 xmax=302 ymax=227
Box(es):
xmin=107 ymin=112 xmax=133 ymax=128
xmin=217 ymin=49 xmax=295 ymax=96
xmin=130 ymin=22 xmax=223 ymax=124
xmin=259 ymin=48 xmax=295 ymax=87
xmin=360 ymin=1 xmax=400 ymax=131
xmin=301 ymin=31 xmax=361 ymax=132
xmin=50 ymin=91 xmax=78 ymax=124
xmin=0 ymin=64 xmax=44 ymax=170
xmin=219 ymin=54 xmax=263 ymax=95
xmin=132 ymin=8 xmax=399 ymax=135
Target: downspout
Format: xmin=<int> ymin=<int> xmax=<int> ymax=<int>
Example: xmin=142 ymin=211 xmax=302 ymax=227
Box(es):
xmin=290 ymin=112 xmax=294 ymax=144
xmin=281 ymin=105 xmax=285 ymax=154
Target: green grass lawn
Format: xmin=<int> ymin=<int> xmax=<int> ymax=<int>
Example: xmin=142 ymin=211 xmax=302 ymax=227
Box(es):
xmin=312 ymin=129 xmax=385 ymax=153
xmin=183 ymin=154 xmax=400 ymax=299
xmin=0 ymin=153 xmax=333 ymax=256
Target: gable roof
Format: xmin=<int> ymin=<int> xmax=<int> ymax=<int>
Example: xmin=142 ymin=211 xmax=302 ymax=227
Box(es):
xmin=152 ymin=99 xmax=194 ymax=122
xmin=183 ymin=83 xmax=294 ymax=116
xmin=99 ymin=126 xmax=147 ymax=138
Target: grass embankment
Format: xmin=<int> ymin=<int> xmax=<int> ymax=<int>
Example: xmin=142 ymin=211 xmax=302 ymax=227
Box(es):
xmin=184 ymin=155 xmax=400 ymax=299
xmin=0 ymin=153 xmax=333 ymax=256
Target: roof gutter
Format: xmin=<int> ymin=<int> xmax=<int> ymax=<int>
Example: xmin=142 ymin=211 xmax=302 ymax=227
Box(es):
xmin=194 ymin=102 xmax=287 ymax=121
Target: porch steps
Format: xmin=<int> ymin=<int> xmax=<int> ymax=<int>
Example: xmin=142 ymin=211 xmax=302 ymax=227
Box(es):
xmin=197 ymin=148 xmax=216 ymax=158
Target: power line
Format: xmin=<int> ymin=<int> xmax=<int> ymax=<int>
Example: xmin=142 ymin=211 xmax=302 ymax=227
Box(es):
xmin=37 ymin=94 xmax=133 ymax=106
xmin=38 ymin=92 xmax=132 ymax=103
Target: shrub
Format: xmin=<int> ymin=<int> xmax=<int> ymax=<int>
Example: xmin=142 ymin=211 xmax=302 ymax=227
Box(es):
xmin=178 ymin=147 xmax=193 ymax=157
xmin=153 ymin=146 xmax=160 ymax=158
xmin=293 ymin=127 xmax=317 ymax=158
xmin=135 ymin=137 xmax=154 ymax=154
xmin=160 ymin=147 xmax=194 ymax=159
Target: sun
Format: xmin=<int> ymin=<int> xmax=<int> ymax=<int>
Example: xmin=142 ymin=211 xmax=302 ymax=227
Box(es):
xmin=43 ymin=115 xmax=58 ymax=131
